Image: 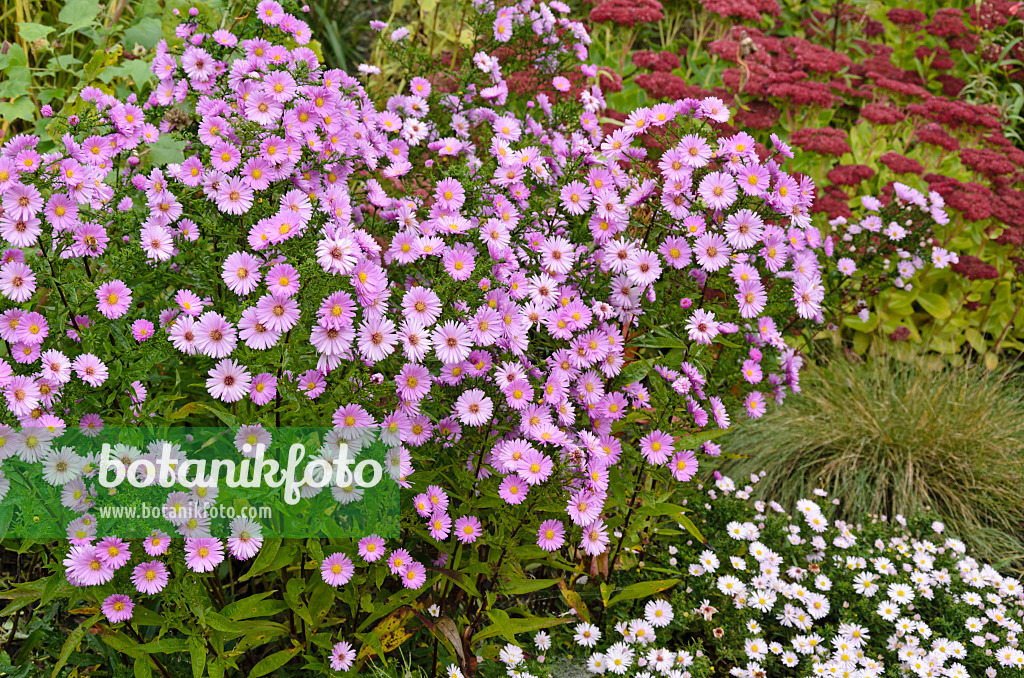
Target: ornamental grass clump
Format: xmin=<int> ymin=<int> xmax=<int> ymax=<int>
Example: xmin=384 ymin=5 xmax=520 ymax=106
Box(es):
xmin=720 ymin=357 xmax=1024 ymax=571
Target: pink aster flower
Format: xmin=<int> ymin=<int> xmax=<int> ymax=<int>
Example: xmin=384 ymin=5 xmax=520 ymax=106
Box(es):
xmin=694 ymin=233 xmax=731 ymax=271
xmin=72 ymin=354 xmax=108 ymax=387
xmin=428 ymin=510 xmax=451 ymax=540
xmin=132 ymin=319 xmax=155 ymax=341
xmin=670 ymin=450 xmax=699 ymax=481
xmin=432 ymin=321 xmax=471 ymax=364
xmin=249 ymin=373 xmax=277 ymax=406
xmin=102 ymin=594 xmax=134 ymax=623
xmin=640 ymin=430 xmax=674 ymax=465
xmin=206 ymin=359 xmax=251 ymax=403
xmin=454 ymin=515 xmax=483 ymax=544
xmin=265 ymin=263 xmax=300 ymax=297
xmin=498 ymin=474 xmax=529 ymax=504
xmin=580 ymin=521 xmax=610 ymax=556
xmin=222 ymin=251 xmax=261 ymax=295
xmin=685 ymin=309 xmax=719 ymax=345
xmin=194 ymin=312 xmax=237 ymax=358
xmin=537 ymin=519 xmax=565 ymax=551
xmin=216 ymin=176 xmax=254 ymax=215
xmin=678 ymin=134 xmax=712 ymax=168
xmin=321 ymin=552 xmax=355 ymax=586
xmin=143 ymin=531 xmax=170 ymax=556
xmin=63 ymin=544 xmax=114 ymax=586
xmin=735 ymin=281 xmax=767 ymax=319
xmin=184 ymin=537 xmax=225 ymax=573
xmin=358 ymin=535 xmax=386 ymax=562
xmin=330 ymin=641 xmax=356 ymax=671
xmin=356 ymin=316 xmax=398 ymax=363
xmin=96 ymin=280 xmax=132 ymax=319
xmin=401 ymin=287 xmax=442 ymax=326
xmin=454 ymin=388 xmax=493 ymax=426
xmin=97 ymin=536 xmax=131 ymax=569
xmin=255 ymin=293 xmax=300 ymax=334
xmin=442 ymin=245 xmax=476 ymax=281
xmin=560 ymin=181 xmax=592 ymax=215
xmin=399 ymin=560 xmax=427 ymax=588
xmin=0 ymin=261 xmax=35 ymax=302
xmin=724 ymin=209 xmax=764 ymax=250
xmin=698 ymin=171 xmax=737 ymax=211
xmin=132 ymin=560 xmax=169 ymax=594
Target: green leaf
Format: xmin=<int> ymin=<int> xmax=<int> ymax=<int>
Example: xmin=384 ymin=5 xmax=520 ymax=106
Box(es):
xmin=134 ymin=656 xmax=153 ymax=678
xmin=676 ymin=513 xmax=707 ymax=544
xmin=841 ymin=312 xmax=879 ymax=333
xmin=124 ymin=17 xmax=164 ymax=49
xmin=500 ymin=577 xmax=561 ymax=596
xmin=51 ymin=613 xmax=101 ymax=677
xmin=189 ymin=635 xmax=206 ymax=678
xmin=17 ymin=23 xmax=55 ymax=42
xmin=148 ymin=134 xmax=187 ymax=165
xmin=102 ymin=60 xmax=155 ymax=86
xmin=58 ymin=0 xmax=101 ymax=34
xmin=250 ymin=648 xmax=300 ymax=677
xmin=917 ymin=292 xmax=951 ymax=319
xmin=675 ymin=427 xmax=728 ymax=449
xmin=617 ymin=358 xmax=652 ymax=386
xmin=307 ymin=582 xmax=336 ymax=626
xmin=606 ymin=579 xmax=680 ymax=608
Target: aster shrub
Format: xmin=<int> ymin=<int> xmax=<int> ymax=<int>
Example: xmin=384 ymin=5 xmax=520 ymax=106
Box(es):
xmin=492 ymin=0 xmax=1024 ymax=364
xmin=0 ymin=0 xmax=834 ymax=673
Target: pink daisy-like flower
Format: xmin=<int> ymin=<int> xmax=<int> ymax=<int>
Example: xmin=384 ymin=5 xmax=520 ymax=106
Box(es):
xmin=206 ymin=359 xmax=251 ymax=403
xmin=454 ymin=515 xmax=483 ymax=544
xmin=356 ymin=316 xmax=398 ymax=363
xmin=97 ymin=536 xmax=131 ymax=569
xmin=724 ymin=209 xmax=764 ymax=250
xmin=735 ymin=281 xmax=767 ymax=319
xmin=685 ymin=309 xmax=719 ymax=345
xmin=358 ymin=535 xmax=386 ymax=562
xmin=698 ymin=171 xmax=737 ymax=211
xmin=222 ymin=251 xmax=261 ymax=295
xmin=678 ymin=134 xmax=712 ymax=168
xmin=330 ymin=641 xmax=356 ymax=671
xmin=699 ymin=96 xmax=730 ymax=123
xmin=195 ymin=312 xmax=237 ymax=358
xmin=443 ymin=245 xmax=476 ymax=281
xmin=184 ymin=537 xmax=224 ymax=573
xmin=639 ymin=430 xmax=674 ymax=465
xmin=537 ymin=519 xmax=565 ymax=551
xmin=694 ymin=233 xmax=731 ymax=271
xmin=96 ymin=280 xmax=132 ymax=319
xmin=72 ymin=354 xmax=108 ymax=387
xmin=434 ymin=177 xmax=465 ymax=212
xmin=175 ymin=289 xmax=205 ymax=316
xmin=580 ymin=521 xmax=609 ymax=556
xmin=63 ymin=544 xmax=115 ymax=586
xmin=321 ymin=552 xmax=355 ymax=586
xmin=560 ymin=181 xmax=592 ymax=216
xmin=143 ymin=531 xmax=170 ymax=557
xmin=399 ymin=560 xmax=428 ymax=588
xmin=401 ymin=287 xmax=442 ymax=326
xmin=265 ymin=263 xmax=300 ymax=297
xmin=387 ymin=548 xmax=412 ymax=574
xmin=215 ymin=176 xmax=254 ymax=215
xmin=227 ymin=516 xmax=263 ymax=560
xmin=396 ymin=363 xmax=432 ymax=401
xmin=101 ymin=594 xmax=134 ymax=623
xmin=131 ymin=319 xmax=155 ymax=341
xmin=132 ymin=560 xmax=169 ymax=595
xmin=255 ymin=293 xmax=300 ymax=335
xmin=454 ymin=389 xmax=493 ymax=427
xmin=498 ymin=474 xmax=529 ymax=505
xmin=737 ymin=163 xmax=770 ymax=196
xmin=249 ymin=373 xmax=277 ymax=406
xmin=0 ymin=261 xmax=35 ymax=302
xmin=428 ymin=510 xmax=451 ymax=540
xmin=670 ymin=450 xmax=699 ymax=481
xmin=432 ymin=321 xmax=471 ymax=364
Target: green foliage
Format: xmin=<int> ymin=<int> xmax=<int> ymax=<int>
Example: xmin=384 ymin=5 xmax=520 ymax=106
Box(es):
xmin=719 ymin=356 xmax=1024 ymax=570
xmin=0 ymin=0 xmax=164 ymax=139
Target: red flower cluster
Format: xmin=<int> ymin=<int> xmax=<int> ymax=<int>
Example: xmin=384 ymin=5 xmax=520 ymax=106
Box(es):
xmin=631 ymin=50 xmax=680 ymax=72
xmin=790 ymin=127 xmax=851 ymax=157
xmin=590 ymin=0 xmax=664 ymax=26
xmin=886 ymin=8 xmax=926 ymax=29
xmin=879 ymin=152 xmax=923 ymax=175
xmin=926 ymin=8 xmax=968 ymax=38
xmin=960 ymin=149 xmax=1017 ymax=178
xmin=634 ymin=72 xmax=712 ymax=101
xmin=861 ymin=103 xmax=906 ymax=124
xmin=826 ymin=164 xmax=875 ymax=187
xmin=950 ymin=255 xmax=1000 ymax=280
